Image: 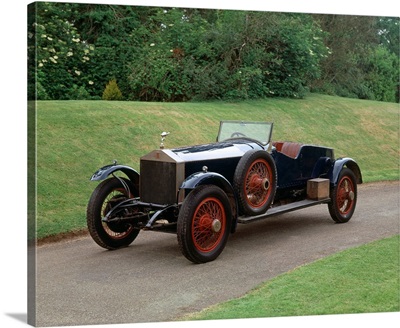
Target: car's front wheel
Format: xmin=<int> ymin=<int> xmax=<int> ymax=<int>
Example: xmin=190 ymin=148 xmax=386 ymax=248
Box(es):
xmin=87 ymin=177 xmax=140 ymax=249
xmin=328 ymin=168 xmax=358 ymax=223
xmin=177 ymin=185 xmax=232 ymax=263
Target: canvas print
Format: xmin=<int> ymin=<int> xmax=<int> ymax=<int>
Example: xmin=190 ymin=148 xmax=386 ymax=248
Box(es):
xmin=27 ymin=1 xmax=399 ymax=327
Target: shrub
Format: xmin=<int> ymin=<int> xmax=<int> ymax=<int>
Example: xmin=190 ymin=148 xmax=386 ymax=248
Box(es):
xmin=66 ymin=84 xmax=91 ymax=100
xmin=102 ymin=79 xmax=123 ymax=100
xmin=36 ymin=82 xmax=50 ymax=100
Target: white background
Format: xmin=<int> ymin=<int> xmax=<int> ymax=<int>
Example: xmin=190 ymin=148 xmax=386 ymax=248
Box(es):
xmin=1 ymin=1 xmax=399 ymax=328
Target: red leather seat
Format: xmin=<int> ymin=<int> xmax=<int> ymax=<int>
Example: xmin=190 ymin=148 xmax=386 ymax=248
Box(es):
xmin=280 ymin=142 xmax=302 ymax=159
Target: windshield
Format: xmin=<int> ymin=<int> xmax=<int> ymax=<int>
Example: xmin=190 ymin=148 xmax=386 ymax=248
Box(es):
xmin=217 ymin=121 xmax=273 ymax=145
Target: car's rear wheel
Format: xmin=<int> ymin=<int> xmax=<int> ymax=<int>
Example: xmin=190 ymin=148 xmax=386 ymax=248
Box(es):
xmin=328 ymin=168 xmax=357 ymax=223
xmin=87 ymin=177 xmax=140 ymax=249
xmin=234 ymin=150 xmax=277 ymax=216
xmin=177 ymin=185 xmax=232 ymax=263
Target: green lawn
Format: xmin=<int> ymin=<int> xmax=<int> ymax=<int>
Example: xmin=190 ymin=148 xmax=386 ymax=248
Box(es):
xmin=182 ymin=235 xmax=399 ymax=320
xmin=34 ymin=94 xmax=399 ymax=239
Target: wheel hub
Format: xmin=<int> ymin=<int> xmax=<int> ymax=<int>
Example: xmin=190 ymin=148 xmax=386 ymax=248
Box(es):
xmin=262 ymin=178 xmax=270 ymax=191
xmin=250 ymin=175 xmax=270 ymax=191
xmin=211 ymin=219 xmax=222 ymax=233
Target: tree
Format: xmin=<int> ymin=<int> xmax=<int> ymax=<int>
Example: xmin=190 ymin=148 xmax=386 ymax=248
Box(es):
xmin=312 ymin=14 xmax=399 ymax=102
xmin=128 ymin=10 xmax=329 ymax=100
xmin=128 ymin=8 xmax=214 ymax=101
xmin=362 ymin=46 xmax=399 ymax=102
xmin=378 ymin=17 xmax=400 ymax=56
xmin=71 ymin=4 xmax=151 ymax=99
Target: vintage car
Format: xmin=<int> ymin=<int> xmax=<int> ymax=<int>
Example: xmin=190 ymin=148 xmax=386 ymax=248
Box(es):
xmin=87 ymin=121 xmax=362 ymax=263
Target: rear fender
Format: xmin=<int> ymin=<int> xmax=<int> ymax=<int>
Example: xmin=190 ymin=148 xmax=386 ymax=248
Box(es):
xmin=90 ymin=163 xmax=140 ymax=191
xmin=329 ymin=158 xmax=363 ymax=186
xmin=179 ymin=171 xmax=239 ymax=233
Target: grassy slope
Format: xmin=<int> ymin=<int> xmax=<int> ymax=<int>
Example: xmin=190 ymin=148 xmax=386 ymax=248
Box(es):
xmin=35 ymin=94 xmax=399 ymax=238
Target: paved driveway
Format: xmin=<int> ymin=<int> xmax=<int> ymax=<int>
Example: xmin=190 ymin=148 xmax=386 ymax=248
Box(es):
xmin=35 ymin=182 xmax=399 ymax=327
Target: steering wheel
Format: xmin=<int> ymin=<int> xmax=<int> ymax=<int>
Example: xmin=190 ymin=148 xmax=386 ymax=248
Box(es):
xmin=230 ymin=132 xmax=246 ymax=138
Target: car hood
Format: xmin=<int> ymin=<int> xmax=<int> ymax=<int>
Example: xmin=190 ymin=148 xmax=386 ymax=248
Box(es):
xmin=171 ymin=140 xmax=264 ymax=162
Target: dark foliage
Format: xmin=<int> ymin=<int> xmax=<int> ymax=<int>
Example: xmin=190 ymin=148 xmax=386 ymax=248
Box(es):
xmin=28 ymin=3 xmax=399 ymax=102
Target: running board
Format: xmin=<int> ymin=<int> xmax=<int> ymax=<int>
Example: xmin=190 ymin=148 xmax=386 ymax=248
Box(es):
xmin=237 ymin=198 xmax=331 ymax=224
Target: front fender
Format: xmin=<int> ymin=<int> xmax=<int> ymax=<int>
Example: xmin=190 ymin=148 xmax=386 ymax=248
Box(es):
xmin=329 ymin=158 xmax=363 ymax=186
xmin=90 ymin=163 xmax=140 ymax=189
xmin=179 ymin=171 xmax=238 ymax=233
xmin=180 ymin=171 xmax=233 ymax=193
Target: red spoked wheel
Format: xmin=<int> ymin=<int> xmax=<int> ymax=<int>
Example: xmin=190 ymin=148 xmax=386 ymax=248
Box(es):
xmin=234 ymin=150 xmax=277 ymax=216
xmin=191 ymin=197 xmax=226 ymax=253
xmin=328 ymin=168 xmax=358 ymax=223
xmin=177 ymin=185 xmax=232 ymax=263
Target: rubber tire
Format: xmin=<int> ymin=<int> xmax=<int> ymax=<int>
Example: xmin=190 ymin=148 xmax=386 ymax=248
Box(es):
xmin=87 ymin=177 xmax=140 ymax=249
xmin=328 ymin=168 xmax=358 ymax=223
xmin=177 ymin=185 xmax=232 ymax=264
xmin=233 ymin=150 xmax=277 ymax=216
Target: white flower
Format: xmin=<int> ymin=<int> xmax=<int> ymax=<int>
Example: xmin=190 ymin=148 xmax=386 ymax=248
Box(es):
xmin=49 ymin=57 xmax=57 ymax=63
xmin=83 ymin=56 xmax=90 ymax=61
xmin=53 ymin=55 xmax=58 ymax=59
xmin=75 ymin=70 xmax=81 ymax=76
xmin=38 ymin=63 xmax=43 ymax=67
xmin=67 ymin=52 xmax=73 ymax=57
xmin=72 ymin=37 xmax=80 ymax=43
xmin=88 ymin=81 xmax=94 ymax=85
xmin=150 ymin=43 xmax=155 ymax=47
xmin=47 ymin=37 xmax=53 ymax=41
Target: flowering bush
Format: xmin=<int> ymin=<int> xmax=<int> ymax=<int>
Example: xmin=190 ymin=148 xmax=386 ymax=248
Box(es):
xmin=28 ymin=2 xmax=94 ymax=100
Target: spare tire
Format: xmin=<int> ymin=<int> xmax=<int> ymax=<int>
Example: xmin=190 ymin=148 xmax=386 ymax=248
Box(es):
xmin=233 ymin=150 xmax=277 ymax=216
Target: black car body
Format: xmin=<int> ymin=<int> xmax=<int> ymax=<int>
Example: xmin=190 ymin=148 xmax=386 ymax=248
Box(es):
xmin=87 ymin=121 xmax=362 ymax=263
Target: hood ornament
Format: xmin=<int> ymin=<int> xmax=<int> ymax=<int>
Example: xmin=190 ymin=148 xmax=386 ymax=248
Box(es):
xmin=160 ymin=131 xmax=170 ymax=149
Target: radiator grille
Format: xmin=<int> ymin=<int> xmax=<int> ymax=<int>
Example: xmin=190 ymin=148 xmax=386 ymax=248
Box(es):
xmin=140 ymin=160 xmax=179 ymax=205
